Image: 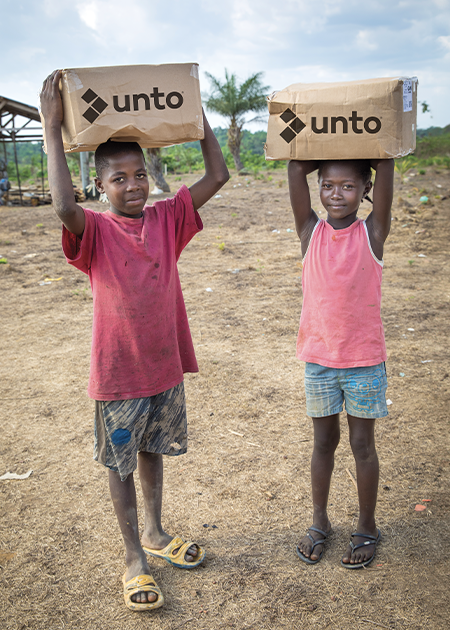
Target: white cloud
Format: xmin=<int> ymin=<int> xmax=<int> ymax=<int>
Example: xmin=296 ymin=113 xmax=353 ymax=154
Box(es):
xmin=438 ymin=35 xmax=450 ymax=51
xmin=356 ymin=30 xmax=378 ymax=51
xmin=75 ymin=0 xmax=158 ymax=51
xmin=1 ymin=0 xmax=450 ymax=127
xmin=43 ymin=0 xmax=67 ymax=17
xmin=77 ymin=1 xmax=99 ymax=31
xmin=227 ymin=0 xmax=343 ymax=48
xmin=432 ymin=0 xmax=450 ymax=9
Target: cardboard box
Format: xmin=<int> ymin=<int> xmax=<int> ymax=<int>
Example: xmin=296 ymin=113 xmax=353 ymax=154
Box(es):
xmin=42 ymin=63 xmax=204 ymax=153
xmin=264 ymin=77 xmax=418 ymax=161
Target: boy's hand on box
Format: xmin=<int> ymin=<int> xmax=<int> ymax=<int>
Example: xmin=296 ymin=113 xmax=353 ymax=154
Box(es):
xmin=189 ymin=111 xmax=229 ymax=210
xmin=40 ymin=69 xmax=85 ymax=236
xmin=40 ymin=70 xmax=63 ymax=127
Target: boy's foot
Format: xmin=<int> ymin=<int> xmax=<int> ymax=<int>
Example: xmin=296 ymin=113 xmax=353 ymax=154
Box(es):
xmin=122 ymin=573 xmax=164 ymax=611
xmin=341 ymin=529 xmax=381 ymax=568
xmin=142 ymin=534 xmax=205 ymax=568
xmin=296 ymin=522 xmax=332 ymax=564
xmin=124 ymin=556 xmax=160 ymax=605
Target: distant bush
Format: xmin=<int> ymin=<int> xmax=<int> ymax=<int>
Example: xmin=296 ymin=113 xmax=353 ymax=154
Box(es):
xmin=414 ymin=133 xmax=450 ymax=160
xmin=4 ymin=124 xmax=450 ymax=185
xmin=416 ymin=124 xmax=450 ymax=139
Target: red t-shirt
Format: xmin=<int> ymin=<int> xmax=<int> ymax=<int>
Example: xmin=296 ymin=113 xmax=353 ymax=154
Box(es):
xmin=62 ymin=185 xmax=203 ymax=400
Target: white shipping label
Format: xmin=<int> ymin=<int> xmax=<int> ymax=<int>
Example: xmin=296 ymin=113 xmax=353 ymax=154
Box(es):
xmin=403 ymin=80 xmax=413 ymax=112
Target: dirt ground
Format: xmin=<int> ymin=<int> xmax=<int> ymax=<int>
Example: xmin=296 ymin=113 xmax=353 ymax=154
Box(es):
xmin=1 ymin=165 xmax=449 ymax=630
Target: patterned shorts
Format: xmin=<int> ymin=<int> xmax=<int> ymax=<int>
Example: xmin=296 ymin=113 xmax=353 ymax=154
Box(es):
xmin=304 ymin=362 xmax=388 ymax=419
xmin=94 ymin=382 xmax=187 ymax=481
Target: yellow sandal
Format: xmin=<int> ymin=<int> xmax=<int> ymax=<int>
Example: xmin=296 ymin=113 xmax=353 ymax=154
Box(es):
xmin=122 ymin=573 xmax=164 ymax=611
xmin=143 ymin=536 xmax=205 ymax=569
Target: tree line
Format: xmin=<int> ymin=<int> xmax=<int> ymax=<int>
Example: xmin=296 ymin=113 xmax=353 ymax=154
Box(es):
xmin=2 ymin=69 xmax=450 ymax=187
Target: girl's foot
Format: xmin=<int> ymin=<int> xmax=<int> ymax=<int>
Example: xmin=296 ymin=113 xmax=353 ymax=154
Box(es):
xmin=341 ymin=529 xmax=381 ymax=568
xmin=297 ymin=521 xmax=332 ymax=563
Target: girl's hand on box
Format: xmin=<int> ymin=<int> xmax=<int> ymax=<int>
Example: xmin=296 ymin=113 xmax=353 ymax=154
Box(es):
xmin=369 ymin=158 xmax=393 ymax=171
xmin=40 ymin=70 xmax=63 ymax=127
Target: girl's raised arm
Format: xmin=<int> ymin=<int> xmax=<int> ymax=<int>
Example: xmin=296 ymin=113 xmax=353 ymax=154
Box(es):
xmin=366 ymin=158 xmax=394 ymax=260
xmin=288 ymin=160 xmax=319 ymax=256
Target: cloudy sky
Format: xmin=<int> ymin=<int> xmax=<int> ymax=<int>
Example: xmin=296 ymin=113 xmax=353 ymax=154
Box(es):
xmin=2 ymin=0 xmax=450 ymax=130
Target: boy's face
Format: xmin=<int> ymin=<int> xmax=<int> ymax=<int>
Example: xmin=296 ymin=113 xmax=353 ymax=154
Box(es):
xmin=95 ymin=151 xmax=149 ymax=217
xmin=319 ymin=162 xmax=371 ymax=229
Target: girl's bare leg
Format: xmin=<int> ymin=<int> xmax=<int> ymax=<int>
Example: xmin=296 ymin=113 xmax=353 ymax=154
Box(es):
xmin=341 ymin=415 xmax=379 ymax=565
xmin=297 ymin=414 xmax=340 ymax=560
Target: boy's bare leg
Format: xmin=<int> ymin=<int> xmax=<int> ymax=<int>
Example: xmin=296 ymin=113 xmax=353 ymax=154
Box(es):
xmin=341 ymin=415 xmax=379 ymax=565
xmin=297 ymin=414 xmax=340 ymax=560
xmin=138 ymin=452 xmax=200 ymax=562
xmin=108 ymin=470 xmax=157 ymax=604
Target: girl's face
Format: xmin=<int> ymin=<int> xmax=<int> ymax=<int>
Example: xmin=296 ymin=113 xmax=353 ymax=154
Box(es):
xmin=319 ymin=162 xmax=372 ymax=229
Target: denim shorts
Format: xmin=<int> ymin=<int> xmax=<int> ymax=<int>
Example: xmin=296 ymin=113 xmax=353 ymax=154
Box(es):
xmin=304 ymin=362 xmax=388 ymax=419
xmin=94 ymin=382 xmax=187 ymax=480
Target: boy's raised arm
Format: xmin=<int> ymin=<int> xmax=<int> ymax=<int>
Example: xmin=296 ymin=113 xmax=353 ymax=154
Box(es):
xmin=40 ymin=70 xmax=85 ymax=236
xmin=189 ymin=111 xmax=229 ymax=211
xmin=366 ymin=158 xmax=394 ymax=254
xmin=288 ymin=160 xmax=319 ymax=253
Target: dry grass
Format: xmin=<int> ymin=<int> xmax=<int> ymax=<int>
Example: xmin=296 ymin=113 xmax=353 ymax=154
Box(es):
xmin=0 ymin=167 xmax=449 ymax=629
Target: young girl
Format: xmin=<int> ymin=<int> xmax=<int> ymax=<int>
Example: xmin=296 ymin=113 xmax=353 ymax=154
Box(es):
xmin=288 ymin=158 xmax=394 ymax=568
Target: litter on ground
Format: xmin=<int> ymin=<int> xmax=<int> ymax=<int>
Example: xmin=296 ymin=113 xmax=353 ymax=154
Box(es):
xmin=0 ymin=470 xmax=33 ymax=481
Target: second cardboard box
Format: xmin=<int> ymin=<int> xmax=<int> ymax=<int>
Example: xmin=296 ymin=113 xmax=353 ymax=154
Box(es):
xmin=265 ymin=77 xmax=418 ymax=161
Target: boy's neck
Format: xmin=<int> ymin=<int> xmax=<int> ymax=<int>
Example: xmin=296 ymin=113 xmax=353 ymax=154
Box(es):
xmin=109 ymin=207 xmax=143 ymax=219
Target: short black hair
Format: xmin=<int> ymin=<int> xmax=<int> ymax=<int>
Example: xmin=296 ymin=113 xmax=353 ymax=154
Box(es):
xmin=318 ymin=160 xmax=372 ymax=185
xmin=94 ymin=140 xmax=145 ymax=179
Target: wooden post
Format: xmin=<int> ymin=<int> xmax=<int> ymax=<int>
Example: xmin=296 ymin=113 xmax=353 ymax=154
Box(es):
xmin=80 ymin=151 xmax=90 ymax=193
xmin=12 ymin=126 xmax=23 ymax=206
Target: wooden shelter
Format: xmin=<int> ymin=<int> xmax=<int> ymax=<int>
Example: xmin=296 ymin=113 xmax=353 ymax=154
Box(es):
xmin=0 ymin=96 xmax=43 ymax=204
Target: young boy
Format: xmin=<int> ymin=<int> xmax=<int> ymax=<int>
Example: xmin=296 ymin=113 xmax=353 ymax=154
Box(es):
xmin=288 ymin=158 xmax=394 ymax=569
xmin=40 ymin=70 xmax=229 ymax=611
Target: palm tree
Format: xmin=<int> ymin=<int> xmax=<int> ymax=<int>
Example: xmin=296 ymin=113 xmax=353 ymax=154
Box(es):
xmin=204 ymin=70 xmax=270 ymax=171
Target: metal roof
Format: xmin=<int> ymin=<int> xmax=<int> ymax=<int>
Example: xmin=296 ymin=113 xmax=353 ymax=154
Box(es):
xmin=0 ymin=95 xmax=43 ymax=143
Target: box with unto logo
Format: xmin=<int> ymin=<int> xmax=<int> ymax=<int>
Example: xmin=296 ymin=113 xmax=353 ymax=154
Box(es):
xmin=42 ymin=63 xmax=204 ymax=153
xmin=264 ymin=77 xmax=418 ymax=161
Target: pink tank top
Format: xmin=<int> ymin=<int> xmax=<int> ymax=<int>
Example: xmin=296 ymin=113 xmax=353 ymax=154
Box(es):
xmin=297 ymin=218 xmax=387 ymax=368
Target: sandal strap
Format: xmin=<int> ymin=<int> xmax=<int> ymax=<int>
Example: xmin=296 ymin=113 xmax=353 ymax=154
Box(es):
xmin=307 ymin=526 xmax=329 ymax=538
xmin=349 ymin=531 xmax=380 ymax=553
xmin=350 ymin=531 xmax=379 ymax=542
xmin=305 ymin=526 xmax=328 ymax=552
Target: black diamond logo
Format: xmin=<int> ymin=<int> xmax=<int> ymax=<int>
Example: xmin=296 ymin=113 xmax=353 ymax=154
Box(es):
xmin=92 ymin=96 xmax=108 ymax=113
xmin=280 ymin=127 xmax=297 ymax=143
xmin=290 ymin=117 xmax=306 ymax=134
xmin=83 ymin=107 xmax=100 ymax=124
xmin=82 ymin=89 xmax=98 ymax=104
xmin=81 ymin=88 xmax=108 ymax=124
xmin=280 ymin=108 xmax=296 ymax=123
xmin=280 ymin=108 xmax=306 ymax=143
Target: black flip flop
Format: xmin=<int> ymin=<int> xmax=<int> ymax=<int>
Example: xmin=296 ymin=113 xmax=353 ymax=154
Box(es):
xmin=296 ymin=525 xmax=331 ymax=565
xmin=341 ymin=529 xmax=381 ymax=569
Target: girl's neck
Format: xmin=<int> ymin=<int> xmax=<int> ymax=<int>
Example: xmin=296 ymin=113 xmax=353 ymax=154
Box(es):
xmin=326 ymin=211 xmax=358 ymax=230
